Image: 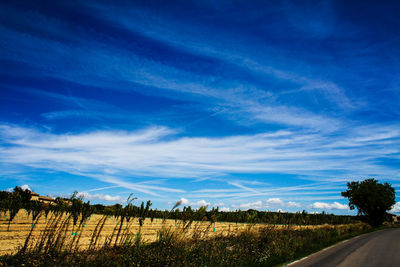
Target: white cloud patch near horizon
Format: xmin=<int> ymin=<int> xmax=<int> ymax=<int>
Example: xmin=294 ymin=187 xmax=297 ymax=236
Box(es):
xmin=311 ymin=201 xmax=349 ymax=210
xmin=213 ymin=202 xmax=225 ymax=207
xmin=266 ymin=198 xmax=284 ymax=205
xmin=20 ymin=184 xmax=32 ymax=191
xmin=190 ymin=200 xmax=211 ymax=206
xmin=391 ymin=202 xmax=400 ymax=213
xmin=287 ymin=201 xmax=302 ymax=208
xmin=174 ymin=198 xmax=211 ymax=207
xmin=233 ymin=200 xmax=263 ymax=210
xmin=6 ymin=184 xmax=32 ymax=192
xmin=232 ymin=198 xmax=300 ymax=211
xmin=77 ymin=192 xmax=123 ymax=202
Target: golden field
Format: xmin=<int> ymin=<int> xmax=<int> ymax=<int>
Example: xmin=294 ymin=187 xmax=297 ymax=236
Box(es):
xmin=0 ymin=209 xmax=340 ymax=256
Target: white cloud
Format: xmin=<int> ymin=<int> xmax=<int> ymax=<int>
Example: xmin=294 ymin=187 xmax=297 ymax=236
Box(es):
xmin=1 ymin=124 xmax=399 ymax=200
xmin=232 ymin=198 xmax=302 ymax=211
xmin=2 ymin=2 xmax=399 ymax=210
xmin=287 ymin=201 xmax=302 ymax=208
xmin=220 ymin=207 xmax=230 ymax=212
xmin=232 ymin=201 xmax=263 ymax=210
xmin=2 ymin=124 xmax=399 ymax=187
xmin=311 ymin=201 xmax=349 ymax=210
xmin=6 ymin=184 xmax=32 ymax=192
xmin=172 ymin=198 xmax=210 ymax=208
xmin=267 ymin=198 xmax=283 ymax=205
xmin=89 ymin=2 xmax=354 ymax=125
xmin=213 ymin=202 xmax=225 ymax=207
xmin=193 ymin=200 xmax=210 ymax=206
xmin=78 ymin=192 xmax=123 ymax=202
xmin=391 ymin=202 xmax=400 ymax=213
xmin=2 ymin=125 xmax=399 ymax=184
xmin=311 ymin=202 xmax=330 ymax=209
xmin=330 ymin=202 xmax=349 ymax=210
xmin=190 ymin=200 xmax=211 ymax=206
xmin=20 ymin=184 xmax=32 ymax=191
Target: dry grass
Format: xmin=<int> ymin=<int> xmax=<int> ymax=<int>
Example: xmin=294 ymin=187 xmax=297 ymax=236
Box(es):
xmin=0 ymin=210 xmax=373 ymax=266
xmin=0 ymin=209 xmax=352 ymax=256
xmin=0 ymin=210 xmax=252 ymax=255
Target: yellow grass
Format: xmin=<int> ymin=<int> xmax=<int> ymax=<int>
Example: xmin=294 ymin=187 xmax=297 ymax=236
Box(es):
xmin=0 ymin=209 xmax=343 ymax=255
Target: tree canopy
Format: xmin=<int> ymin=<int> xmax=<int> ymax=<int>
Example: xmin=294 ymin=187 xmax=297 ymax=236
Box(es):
xmin=341 ymin=179 xmax=395 ymax=226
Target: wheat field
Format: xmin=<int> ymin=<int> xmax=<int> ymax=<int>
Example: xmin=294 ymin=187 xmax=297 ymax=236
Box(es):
xmin=0 ymin=209 xmax=264 ymax=255
xmin=0 ymin=209 xmax=338 ymax=256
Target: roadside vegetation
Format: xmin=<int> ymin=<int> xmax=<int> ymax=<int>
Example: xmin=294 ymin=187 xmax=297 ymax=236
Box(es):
xmin=0 ymin=220 xmax=373 ymax=266
xmin=0 ymin=182 xmax=397 ymax=266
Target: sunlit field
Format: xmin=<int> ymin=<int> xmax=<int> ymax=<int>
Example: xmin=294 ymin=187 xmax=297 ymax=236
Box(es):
xmin=0 ymin=193 xmax=376 ymax=266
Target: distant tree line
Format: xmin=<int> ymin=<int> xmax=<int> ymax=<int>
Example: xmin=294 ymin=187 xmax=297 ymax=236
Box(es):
xmin=150 ymin=206 xmax=357 ymax=225
xmin=1 ymin=186 xmax=358 ymax=226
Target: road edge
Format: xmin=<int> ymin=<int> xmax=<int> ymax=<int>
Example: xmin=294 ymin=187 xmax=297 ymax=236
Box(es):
xmin=283 ymin=226 xmax=395 ymax=266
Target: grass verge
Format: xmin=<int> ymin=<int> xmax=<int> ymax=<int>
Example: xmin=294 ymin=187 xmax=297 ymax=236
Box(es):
xmin=1 ymin=222 xmax=390 ymax=266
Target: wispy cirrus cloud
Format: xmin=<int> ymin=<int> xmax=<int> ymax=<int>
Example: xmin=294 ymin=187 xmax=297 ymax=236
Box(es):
xmin=86 ymin=1 xmax=357 ymax=111
xmin=1 ymin=122 xmax=398 ymax=208
xmin=1 ymin=1 xmax=399 ymax=211
xmin=0 ymin=3 xmax=347 ymax=132
xmin=1 ymin=124 xmax=399 ymax=186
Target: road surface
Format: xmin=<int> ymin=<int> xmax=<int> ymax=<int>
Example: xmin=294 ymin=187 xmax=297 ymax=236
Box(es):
xmin=288 ymin=228 xmax=400 ymax=267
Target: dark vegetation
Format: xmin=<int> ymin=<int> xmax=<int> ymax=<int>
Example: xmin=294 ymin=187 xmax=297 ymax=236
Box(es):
xmin=341 ymin=178 xmax=396 ymax=226
xmin=0 ymin=187 xmax=356 ymax=226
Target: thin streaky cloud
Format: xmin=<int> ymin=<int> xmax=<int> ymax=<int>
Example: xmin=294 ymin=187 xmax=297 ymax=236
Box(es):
xmin=87 ymin=2 xmax=356 ymax=111
xmin=1 ymin=1 xmax=399 ymax=212
xmin=1 ymin=124 xmax=399 ymax=191
xmin=0 ymin=12 xmax=342 ymax=131
xmin=86 ymin=185 xmax=121 ymax=192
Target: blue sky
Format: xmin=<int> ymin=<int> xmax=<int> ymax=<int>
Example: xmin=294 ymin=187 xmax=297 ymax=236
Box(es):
xmin=1 ymin=0 xmax=399 ymax=214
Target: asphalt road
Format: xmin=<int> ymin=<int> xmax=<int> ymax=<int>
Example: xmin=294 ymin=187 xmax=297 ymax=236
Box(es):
xmin=288 ymin=228 xmax=400 ymax=267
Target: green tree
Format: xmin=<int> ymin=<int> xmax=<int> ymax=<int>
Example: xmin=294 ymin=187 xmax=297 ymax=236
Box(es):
xmin=13 ymin=186 xmax=32 ymax=203
xmin=341 ymin=179 xmax=395 ymax=226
